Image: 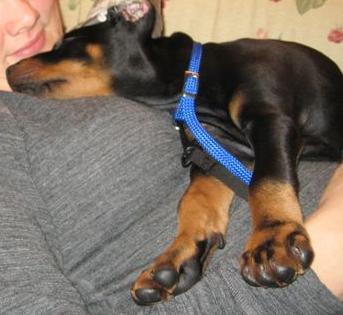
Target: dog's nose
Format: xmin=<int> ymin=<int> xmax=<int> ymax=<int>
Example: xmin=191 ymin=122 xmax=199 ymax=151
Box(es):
xmin=6 ymin=65 xmax=14 ymax=78
xmin=6 ymin=64 xmax=19 ymax=89
xmin=6 ymin=64 xmax=38 ymax=95
xmin=6 ymin=60 xmax=41 ymax=94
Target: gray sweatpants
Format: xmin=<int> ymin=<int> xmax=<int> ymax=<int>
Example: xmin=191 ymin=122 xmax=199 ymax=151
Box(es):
xmin=0 ymin=91 xmax=342 ymax=314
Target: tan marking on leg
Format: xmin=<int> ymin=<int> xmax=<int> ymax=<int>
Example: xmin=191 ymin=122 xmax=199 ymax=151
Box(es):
xmin=228 ymin=90 xmax=245 ymax=127
xmin=132 ymin=175 xmax=234 ymax=302
xmin=249 ymin=180 xmax=303 ymax=228
xmin=241 ymin=181 xmax=313 ymax=288
xmin=178 ymin=174 xmax=233 ymax=239
xmin=155 ymin=175 xmax=234 ymax=268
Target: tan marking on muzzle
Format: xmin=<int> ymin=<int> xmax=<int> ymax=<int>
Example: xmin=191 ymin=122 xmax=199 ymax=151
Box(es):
xmin=8 ymin=44 xmax=114 ymax=99
xmin=42 ymin=59 xmax=113 ymax=98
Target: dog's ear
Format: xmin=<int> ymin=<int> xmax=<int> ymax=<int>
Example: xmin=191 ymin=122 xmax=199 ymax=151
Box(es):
xmin=108 ymin=0 xmax=163 ymax=39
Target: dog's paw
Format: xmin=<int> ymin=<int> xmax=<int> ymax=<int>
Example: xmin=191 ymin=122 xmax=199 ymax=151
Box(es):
xmin=131 ymin=233 xmax=225 ymax=305
xmin=240 ymin=222 xmax=314 ymax=287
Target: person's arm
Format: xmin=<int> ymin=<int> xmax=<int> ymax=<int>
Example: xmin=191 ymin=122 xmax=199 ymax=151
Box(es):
xmin=306 ymin=163 xmax=343 ymax=300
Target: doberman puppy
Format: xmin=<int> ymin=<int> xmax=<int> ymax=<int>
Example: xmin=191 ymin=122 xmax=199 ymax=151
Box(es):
xmin=6 ymin=0 xmax=343 ymax=305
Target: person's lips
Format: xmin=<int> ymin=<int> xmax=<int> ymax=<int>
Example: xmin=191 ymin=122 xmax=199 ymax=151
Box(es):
xmin=12 ymin=30 xmax=46 ymax=59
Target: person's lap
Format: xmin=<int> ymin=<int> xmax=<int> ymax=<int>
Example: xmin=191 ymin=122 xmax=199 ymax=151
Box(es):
xmin=3 ymin=92 xmax=343 ymax=314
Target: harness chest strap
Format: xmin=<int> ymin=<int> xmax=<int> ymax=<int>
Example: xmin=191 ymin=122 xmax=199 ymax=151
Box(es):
xmin=174 ymin=42 xmax=253 ymax=201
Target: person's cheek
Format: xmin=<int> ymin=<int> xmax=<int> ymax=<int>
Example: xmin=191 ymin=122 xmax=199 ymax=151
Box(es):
xmin=33 ymin=0 xmax=63 ymax=51
xmin=0 ymin=32 xmax=11 ymax=90
xmin=31 ymin=0 xmax=55 ymax=24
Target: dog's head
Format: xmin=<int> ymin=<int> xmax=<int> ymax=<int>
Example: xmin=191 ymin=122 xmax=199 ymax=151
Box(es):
xmin=6 ymin=0 xmax=160 ymax=99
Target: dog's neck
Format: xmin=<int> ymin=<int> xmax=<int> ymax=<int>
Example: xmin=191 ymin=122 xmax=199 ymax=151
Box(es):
xmin=114 ymin=32 xmax=194 ymax=103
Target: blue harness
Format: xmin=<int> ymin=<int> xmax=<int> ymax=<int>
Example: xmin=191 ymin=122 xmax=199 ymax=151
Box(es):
xmin=174 ymin=42 xmax=253 ymax=200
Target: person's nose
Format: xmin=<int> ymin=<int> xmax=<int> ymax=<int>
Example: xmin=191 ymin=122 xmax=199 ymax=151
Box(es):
xmin=5 ymin=0 xmax=39 ymax=36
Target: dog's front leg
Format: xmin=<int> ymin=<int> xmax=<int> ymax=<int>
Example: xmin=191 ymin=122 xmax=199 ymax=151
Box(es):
xmin=240 ymin=113 xmax=314 ymax=287
xmin=131 ymin=168 xmax=234 ymax=305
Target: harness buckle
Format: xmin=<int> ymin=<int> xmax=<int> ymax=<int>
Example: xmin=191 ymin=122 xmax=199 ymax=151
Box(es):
xmin=181 ymin=146 xmax=195 ymax=168
xmin=184 ymin=70 xmax=199 ymax=79
xmin=182 ymin=91 xmax=197 ymax=99
xmin=182 ymin=70 xmax=199 ymax=99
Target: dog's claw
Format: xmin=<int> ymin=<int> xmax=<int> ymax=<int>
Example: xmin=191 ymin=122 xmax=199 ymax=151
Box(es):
xmin=133 ymin=288 xmax=162 ymax=305
xmin=174 ymin=258 xmax=202 ymax=295
xmin=131 ymin=232 xmax=226 ymax=304
xmin=241 ymin=263 xmax=262 ymax=287
xmin=153 ymin=268 xmax=179 ymax=289
xmin=255 ymin=264 xmax=279 ymax=287
xmin=288 ymin=232 xmax=314 ymax=270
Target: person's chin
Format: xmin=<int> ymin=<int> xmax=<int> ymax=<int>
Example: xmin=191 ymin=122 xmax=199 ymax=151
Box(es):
xmin=0 ymin=77 xmax=13 ymax=92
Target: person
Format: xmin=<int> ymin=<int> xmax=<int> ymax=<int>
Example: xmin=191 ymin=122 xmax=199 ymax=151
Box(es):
xmin=0 ymin=0 xmax=341 ymax=314
xmin=0 ymin=0 xmax=63 ymax=91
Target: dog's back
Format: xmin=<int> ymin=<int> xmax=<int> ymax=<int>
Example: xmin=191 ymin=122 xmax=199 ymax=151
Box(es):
xmin=198 ymin=38 xmax=343 ymax=160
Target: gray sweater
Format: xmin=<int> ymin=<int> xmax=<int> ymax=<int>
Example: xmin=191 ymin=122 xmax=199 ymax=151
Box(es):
xmin=0 ymin=91 xmax=341 ymax=314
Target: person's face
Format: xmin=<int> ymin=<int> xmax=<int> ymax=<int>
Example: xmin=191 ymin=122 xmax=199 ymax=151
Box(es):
xmin=0 ymin=0 xmax=64 ymax=91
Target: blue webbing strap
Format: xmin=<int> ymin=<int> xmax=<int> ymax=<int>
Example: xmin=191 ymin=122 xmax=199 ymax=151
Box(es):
xmin=174 ymin=42 xmax=253 ymax=199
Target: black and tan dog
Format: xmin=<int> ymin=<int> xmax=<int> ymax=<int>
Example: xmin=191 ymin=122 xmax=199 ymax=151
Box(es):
xmin=6 ymin=0 xmax=343 ymax=305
